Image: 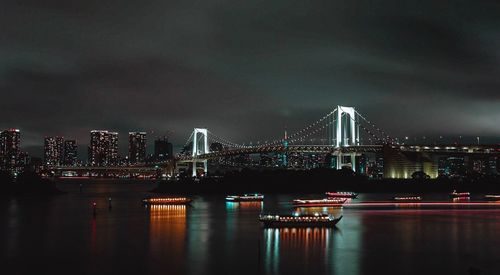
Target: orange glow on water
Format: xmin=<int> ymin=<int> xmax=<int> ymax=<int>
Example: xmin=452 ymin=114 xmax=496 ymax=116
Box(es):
xmin=238 ymin=201 xmax=264 ymax=210
xmin=149 ymin=205 xmax=187 ymax=267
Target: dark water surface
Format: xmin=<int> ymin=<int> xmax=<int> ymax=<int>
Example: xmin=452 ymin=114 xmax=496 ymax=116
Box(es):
xmin=1 ymin=182 xmax=500 ymax=275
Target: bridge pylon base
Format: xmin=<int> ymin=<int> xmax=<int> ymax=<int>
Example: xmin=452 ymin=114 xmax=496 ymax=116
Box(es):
xmin=336 ymin=153 xmax=357 ymax=172
xmin=192 ymin=160 xmax=208 ymax=177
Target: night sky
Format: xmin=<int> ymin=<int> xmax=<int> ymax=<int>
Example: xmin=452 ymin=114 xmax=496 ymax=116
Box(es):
xmin=1 ymin=1 xmax=500 ymax=157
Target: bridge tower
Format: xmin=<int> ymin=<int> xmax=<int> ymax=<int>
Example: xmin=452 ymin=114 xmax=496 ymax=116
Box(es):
xmin=191 ymin=128 xmax=209 ymax=177
xmin=282 ymin=130 xmax=288 ymax=167
xmin=335 ymin=106 xmax=359 ymax=171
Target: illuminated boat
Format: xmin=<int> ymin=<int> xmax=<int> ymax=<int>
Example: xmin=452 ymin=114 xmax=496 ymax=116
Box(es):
xmin=226 ymin=193 xmax=264 ymax=202
xmin=484 ymin=195 xmax=500 ymax=201
xmin=325 ymin=192 xmax=358 ymax=199
xmin=142 ymin=197 xmax=192 ymax=205
xmin=449 ymin=190 xmax=470 ymax=198
xmin=452 ymin=197 xmax=470 ymax=202
xmin=260 ymin=213 xmax=342 ymax=227
xmin=393 ymin=196 xmax=422 ymax=202
xmin=292 ymin=198 xmax=347 ymax=207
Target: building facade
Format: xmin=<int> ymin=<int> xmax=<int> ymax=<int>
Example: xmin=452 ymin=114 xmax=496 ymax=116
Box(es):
xmin=154 ymin=137 xmax=173 ymax=161
xmin=88 ymin=130 xmax=118 ymax=166
xmin=64 ymin=140 xmax=78 ymax=165
xmin=128 ymin=132 xmax=147 ymax=164
xmin=0 ymin=129 xmax=21 ymax=170
xmin=383 ymin=146 xmax=438 ymax=179
xmin=44 ymin=136 xmax=64 ymax=166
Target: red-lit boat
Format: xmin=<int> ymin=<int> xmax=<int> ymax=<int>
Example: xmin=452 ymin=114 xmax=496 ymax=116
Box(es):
xmin=325 ymin=192 xmax=358 ymax=199
xmin=260 ymin=213 xmax=342 ymax=227
xmin=449 ymin=190 xmax=470 ymax=198
xmin=292 ymin=198 xmax=347 ymax=207
xmin=142 ymin=197 xmax=192 ymax=205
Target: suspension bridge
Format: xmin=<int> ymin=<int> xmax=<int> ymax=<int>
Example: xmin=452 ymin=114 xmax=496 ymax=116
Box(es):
xmin=50 ymin=105 xmax=500 ymax=179
xmin=178 ymin=105 xmax=500 ymax=177
xmin=179 ymin=106 xmax=396 ymax=176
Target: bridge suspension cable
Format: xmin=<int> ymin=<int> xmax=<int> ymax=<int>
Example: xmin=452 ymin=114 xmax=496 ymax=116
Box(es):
xmin=256 ymin=108 xmax=338 ymax=147
xmin=287 ymin=117 xmax=337 ymax=144
xmin=183 ymin=131 xmax=194 ymax=148
xmin=354 ymin=110 xmax=396 ymax=144
xmin=184 ymin=106 xmax=395 ymax=156
xmin=207 ymin=131 xmax=252 ymax=149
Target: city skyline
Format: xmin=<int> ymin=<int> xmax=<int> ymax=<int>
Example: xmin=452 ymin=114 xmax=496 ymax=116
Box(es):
xmin=3 ymin=3 xmax=500 ymax=275
xmin=1 ymin=1 xmax=500 ymax=157
xmin=0 ymin=125 xmax=500 ymax=160
xmin=4 ymin=106 xmax=499 ymax=180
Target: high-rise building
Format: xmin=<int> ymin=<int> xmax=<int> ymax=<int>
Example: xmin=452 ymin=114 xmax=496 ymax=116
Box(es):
xmin=438 ymin=156 xmax=466 ymax=177
xmin=44 ymin=136 xmax=64 ymax=166
xmin=154 ymin=137 xmax=173 ymax=161
xmin=0 ymin=129 xmax=21 ymax=170
xmin=18 ymin=151 xmax=31 ymax=168
xmin=128 ymin=132 xmax=146 ymax=164
xmin=88 ymin=130 xmax=118 ymax=166
xmin=64 ymin=140 xmax=78 ymax=165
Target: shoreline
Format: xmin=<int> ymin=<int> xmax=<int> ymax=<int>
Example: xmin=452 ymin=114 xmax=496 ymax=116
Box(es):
xmin=35 ymin=168 xmax=500 ymax=195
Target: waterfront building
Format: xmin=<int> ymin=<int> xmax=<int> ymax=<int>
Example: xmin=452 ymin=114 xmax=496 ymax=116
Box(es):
xmin=154 ymin=137 xmax=173 ymax=161
xmin=490 ymin=157 xmax=499 ymax=174
xmin=438 ymin=156 xmax=466 ymax=177
xmin=355 ymin=154 xmax=368 ymax=174
xmin=383 ymin=145 xmax=438 ymax=179
xmin=129 ymin=132 xmax=147 ymax=164
xmin=259 ymin=153 xmax=275 ymax=167
xmin=44 ymin=136 xmax=64 ymax=166
xmin=18 ymin=151 xmax=31 ymax=168
xmin=0 ymin=128 xmax=21 ymax=170
xmin=64 ymin=140 xmax=78 ymax=165
xmin=88 ymin=130 xmax=118 ymax=166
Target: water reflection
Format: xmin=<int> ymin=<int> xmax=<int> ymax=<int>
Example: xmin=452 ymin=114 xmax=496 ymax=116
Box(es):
xmin=6 ymin=186 xmax=500 ymax=275
xmin=149 ymin=205 xmax=187 ymax=272
xmin=226 ymin=201 xmax=264 ymax=211
xmin=149 ymin=205 xmax=187 ymax=241
xmin=263 ymin=227 xmax=338 ymax=274
xmin=226 ymin=201 xmax=263 ymax=246
xmin=5 ymin=198 xmax=19 ymax=254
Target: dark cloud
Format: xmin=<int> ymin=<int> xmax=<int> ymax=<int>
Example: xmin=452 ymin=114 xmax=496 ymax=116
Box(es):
xmin=1 ymin=0 xmax=500 ymax=157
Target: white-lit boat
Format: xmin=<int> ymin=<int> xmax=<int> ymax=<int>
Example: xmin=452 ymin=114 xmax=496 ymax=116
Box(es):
xmin=449 ymin=190 xmax=470 ymax=198
xmin=393 ymin=196 xmax=422 ymax=201
xmin=260 ymin=213 xmax=342 ymax=227
xmin=325 ymin=192 xmax=358 ymax=199
xmin=226 ymin=194 xmax=264 ymax=202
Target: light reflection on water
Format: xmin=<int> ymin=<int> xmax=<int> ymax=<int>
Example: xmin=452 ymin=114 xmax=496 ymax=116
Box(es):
xmin=149 ymin=205 xmax=187 ymax=251
xmin=226 ymin=201 xmax=264 ymax=211
xmin=2 ymin=183 xmax=500 ymax=275
xmin=263 ymin=227 xmax=337 ymax=275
